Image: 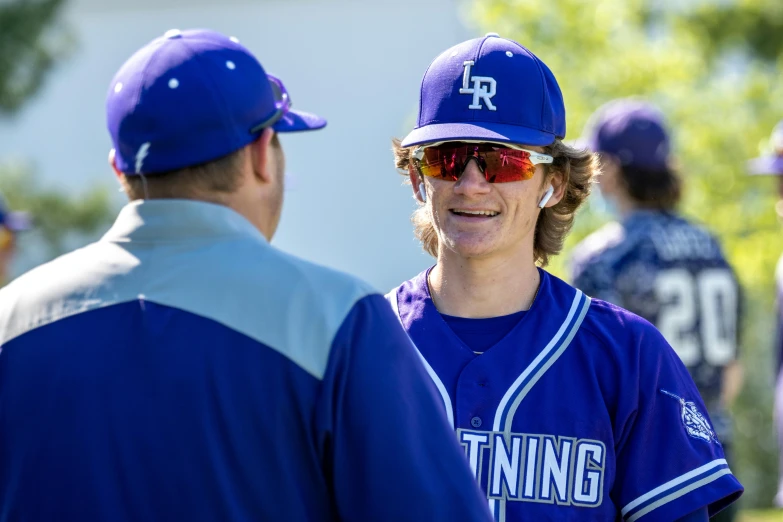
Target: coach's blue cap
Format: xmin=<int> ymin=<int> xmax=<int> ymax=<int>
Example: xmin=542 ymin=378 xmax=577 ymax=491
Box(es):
xmin=747 ymin=120 xmax=783 ymax=175
xmin=583 ymin=99 xmax=671 ymax=171
xmin=0 ymin=194 xmax=31 ymax=232
xmin=400 ymin=33 xmax=565 ymax=148
xmin=106 ymin=28 xmax=326 ymax=176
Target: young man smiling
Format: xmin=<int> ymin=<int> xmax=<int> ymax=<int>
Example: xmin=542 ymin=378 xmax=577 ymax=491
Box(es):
xmin=387 ymin=33 xmax=743 ymax=522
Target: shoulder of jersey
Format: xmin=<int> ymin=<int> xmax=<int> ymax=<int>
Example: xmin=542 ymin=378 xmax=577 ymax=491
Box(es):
xmin=0 ymin=235 xmax=377 ymax=378
xmin=0 ymin=245 xmax=86 ymax=304
xmin=581 ymin=293 xmax=666 ymax=353
xmin=384 ymin=279 xmax=407 ymax=303
xmin=671 ymin=213 xmax=724 ymax=245
xmin=571 ymin=221 xmax=626 ymax=269
xmin=544 ymin=271 xmax=665 ymax=353
xmin=1 ymin=234 xmax=374 ymax=307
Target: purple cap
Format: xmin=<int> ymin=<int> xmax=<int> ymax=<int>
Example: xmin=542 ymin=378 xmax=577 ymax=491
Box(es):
xmin=106 ymin=29 xmax=326 ymax=176
xmin=747 ymin=121 xmax=783 ymax=175
xmin=583 ymin=99 xmax=671 ymax=171
xmin=401 ymin=33 xmax=565 ymax=148
xmin=0 ymin=194 xmax=31 ymax=232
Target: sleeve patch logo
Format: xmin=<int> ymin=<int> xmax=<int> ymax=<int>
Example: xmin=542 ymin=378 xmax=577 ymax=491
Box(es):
xmin=660 ymin=389 xmax=720 ymax=444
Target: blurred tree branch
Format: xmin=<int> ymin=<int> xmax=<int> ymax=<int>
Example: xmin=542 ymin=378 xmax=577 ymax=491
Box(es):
xmin=0 ymin=161 xmax=112 ymax=258
xmin=0 ymin=0 xmax=114 ymax=265
xmin=682 ymin=0 xmax=783 ymax=65
xmin=0 ymin=0 xmax=73 ymax=114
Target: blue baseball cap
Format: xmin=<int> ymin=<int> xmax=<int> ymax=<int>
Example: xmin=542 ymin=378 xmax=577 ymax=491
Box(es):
xmin=107 ymin=28 xmax=326 ymax=176
xmin=0 ymin=194 xmax=31 ymax=232
xmin=400 ymin=33 xmax=565 ymax=148
xmin=582 ymin=99 xmax=671 ymax=171
xmin=747 ymin=120 xmax=783 ymax=175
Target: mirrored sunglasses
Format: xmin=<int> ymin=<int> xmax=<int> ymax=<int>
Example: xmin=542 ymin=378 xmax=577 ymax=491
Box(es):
xmin=411 ymin=142 xmax=553 ymax=183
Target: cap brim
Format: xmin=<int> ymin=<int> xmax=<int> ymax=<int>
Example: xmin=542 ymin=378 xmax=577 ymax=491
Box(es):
xmin=747 ymin=155 xmax=783 ymax=176
xmin=273 ymin=109 xmax=326 ymax=133
xmin=3 ymin=211 xmax=32 ymax=231
xmin=400 ymin=122 xmax=556 ymax=148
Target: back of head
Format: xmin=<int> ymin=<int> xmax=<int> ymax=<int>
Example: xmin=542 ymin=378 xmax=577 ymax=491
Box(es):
xmin=584 ymin=99 xmax=681 ymax=210
xmin=106 ymin=28 xmax=326 ymax=200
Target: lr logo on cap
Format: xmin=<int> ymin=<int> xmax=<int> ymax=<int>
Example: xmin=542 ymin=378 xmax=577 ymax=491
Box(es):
xmin=459 ymin=61 xmax=496 ymax=111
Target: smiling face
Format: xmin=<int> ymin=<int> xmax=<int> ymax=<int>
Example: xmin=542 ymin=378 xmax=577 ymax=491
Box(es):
xmin=411 ymin=145 xmax=555 ymax=262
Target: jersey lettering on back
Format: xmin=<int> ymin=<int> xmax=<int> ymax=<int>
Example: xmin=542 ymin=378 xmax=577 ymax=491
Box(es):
xmin=571 ymin=211 xmax=740 ymax=413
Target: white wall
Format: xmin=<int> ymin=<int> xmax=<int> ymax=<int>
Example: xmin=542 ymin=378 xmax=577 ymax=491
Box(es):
xmin=0 ymin=0 xmax=476 ymax=291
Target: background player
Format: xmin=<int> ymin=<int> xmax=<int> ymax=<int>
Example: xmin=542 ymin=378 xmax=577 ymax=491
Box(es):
xmin=387 ymin=34 xmax=742 ymax=521
xmin=0 ymin=193 xmax=31 ymax=287
xmin=570 ymin=99 xmax=743 ymax=522
xmin=747 ymin=119 xmax=783 ymax=509
xmin=0 ymin=29 xmax=492 ymax=522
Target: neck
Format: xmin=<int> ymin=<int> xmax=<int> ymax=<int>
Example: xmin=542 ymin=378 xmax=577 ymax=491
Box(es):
xmin=613 ymin=193 xmax=638 ymax=219
xmin=223 ymin=190 xmax=276 ymax=241
xmin=429 ymin=248 xmax=541 ymax=318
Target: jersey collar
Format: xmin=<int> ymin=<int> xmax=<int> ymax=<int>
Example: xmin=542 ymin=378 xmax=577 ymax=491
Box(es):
xmin=102 ymin=199 xmax=266 ymax=244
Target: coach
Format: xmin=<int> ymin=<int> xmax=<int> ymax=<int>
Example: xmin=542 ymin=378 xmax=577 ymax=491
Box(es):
xmin=0 ymin=29 xmax=491 ymax=522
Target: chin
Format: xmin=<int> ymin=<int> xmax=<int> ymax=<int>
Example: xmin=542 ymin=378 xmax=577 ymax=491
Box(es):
xmin=442 ymin=237 xmax=501 ymax=259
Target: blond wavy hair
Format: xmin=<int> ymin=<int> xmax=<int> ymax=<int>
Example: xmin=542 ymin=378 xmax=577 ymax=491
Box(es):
xmin=392 ymin=139 xmax=599 ymax=266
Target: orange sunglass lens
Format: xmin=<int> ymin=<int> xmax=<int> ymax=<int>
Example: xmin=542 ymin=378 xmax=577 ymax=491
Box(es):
xmin=483 ymin=148 xmax=536 ymax=183
xmin=418 ymin=148 xmax=460 ymax=181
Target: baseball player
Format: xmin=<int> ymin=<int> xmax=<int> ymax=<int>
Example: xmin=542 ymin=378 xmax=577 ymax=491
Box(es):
xmin=747 ymin=119 xmax=783 ymax=508
xmin=0 ymin=194 xmax=31 ymax=286
xmin=570 ymin=100 xmax=743 ymax=522
xmin=386 ymin=34 xmax=743 ymax=521
xmin=0 ymin=29 xmax=492 ymax=522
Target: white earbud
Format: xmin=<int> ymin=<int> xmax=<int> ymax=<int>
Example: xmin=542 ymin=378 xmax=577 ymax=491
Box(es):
xmin=538 ymin=185 xmax=554 ymax=208
xmin=418 ymin=183 xmax=427 ymax=203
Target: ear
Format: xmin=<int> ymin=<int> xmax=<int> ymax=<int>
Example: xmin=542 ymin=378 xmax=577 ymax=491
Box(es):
xmin=109 ymin=148 xmax=123 ymax=182
xmin=541 ymin=169 xmax=566 ymax=208
xmin=249 ymin=127 xmax=276 ymax=184
xmin=409 ymin=165 xmax=426 ymax=203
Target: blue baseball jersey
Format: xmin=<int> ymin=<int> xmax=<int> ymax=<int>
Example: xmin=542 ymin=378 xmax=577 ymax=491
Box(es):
xmin=386 ymin=268 xmax=742 ymax=521
xmin=570 ymin=211 xmax=740 ymax=441
xmin=0 ymin=200 xmax=492 ymax=522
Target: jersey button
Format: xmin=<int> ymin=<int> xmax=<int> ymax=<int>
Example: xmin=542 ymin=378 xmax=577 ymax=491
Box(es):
xmin=471 ymin=416 xmax=482 ymax=428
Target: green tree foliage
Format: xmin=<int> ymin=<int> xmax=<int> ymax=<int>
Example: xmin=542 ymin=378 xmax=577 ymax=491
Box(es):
xmin=0 ymin=0 xmax=113 ymax=266
xmin=0 ymin=161 xmax=112 ymax=258
xmin=470 ymin=0 xmax=783 ymax=508
xmin=0 ymin=0 xmax=71 ymax=114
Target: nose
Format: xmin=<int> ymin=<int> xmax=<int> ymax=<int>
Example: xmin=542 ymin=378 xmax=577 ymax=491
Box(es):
xmin=454 ymin=159 xmax=491 ymax=196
